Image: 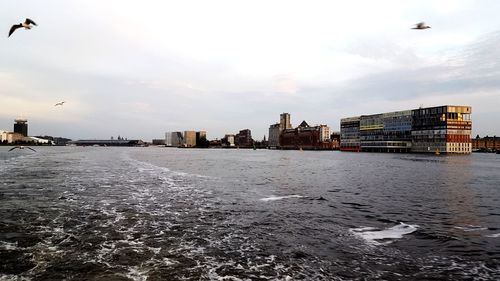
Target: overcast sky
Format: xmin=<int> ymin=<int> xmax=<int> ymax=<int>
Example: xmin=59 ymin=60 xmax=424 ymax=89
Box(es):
xmin=1 ymin=0 xmax=500 ymax=140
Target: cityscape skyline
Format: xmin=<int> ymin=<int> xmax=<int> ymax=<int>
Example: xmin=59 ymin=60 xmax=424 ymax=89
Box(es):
xmin=1 ymin=1 xmax=500 ymax=140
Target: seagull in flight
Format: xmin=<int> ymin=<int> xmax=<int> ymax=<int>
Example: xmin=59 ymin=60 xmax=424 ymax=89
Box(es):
xmin=412 ymin=22 xmax=431 ymax=30
xmin=8 ymin=146 xmax=37 ymax=152
xmin=54 ymin=101 xmax=66 ymax=106
xmin=8 ymin=18 xmax=37 ymax=37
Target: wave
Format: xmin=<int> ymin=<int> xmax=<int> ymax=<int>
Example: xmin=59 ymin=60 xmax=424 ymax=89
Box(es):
xmin=350 ymin=222 xmax=419 ymax=245
xmin=486 ymin=233 xmax=500 ymax=238
xmin=454 ymin=225 xmax=488 ymax=232
xmin=259 ymin=195 xmax=304 ymax=202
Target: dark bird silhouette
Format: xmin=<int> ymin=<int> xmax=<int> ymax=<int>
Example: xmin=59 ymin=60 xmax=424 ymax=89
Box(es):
xmin=54 ymin=101 xmax=66 ymax=106
xmin=8 ymin=146 xmax=37 ymax=152
xmin=412 ymin=22 xmax=431 ymax=30
xmin=8 ymin=18 xmax=37 ymax=37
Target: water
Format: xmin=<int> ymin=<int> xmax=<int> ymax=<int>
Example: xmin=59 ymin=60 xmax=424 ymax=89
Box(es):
xmin=1 ymin=147 xmax=499 ymax=280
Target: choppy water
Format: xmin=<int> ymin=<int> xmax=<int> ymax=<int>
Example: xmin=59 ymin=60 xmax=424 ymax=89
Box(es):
xmin=1 ymin=147 xmax=499 ymax=280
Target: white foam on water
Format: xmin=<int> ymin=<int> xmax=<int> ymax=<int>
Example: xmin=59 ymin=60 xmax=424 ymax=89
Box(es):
xmin=350 ymin=222 xmax=419 ymax=245
xmin=454 ymin=225 xmax=488 ymax=232
xmin=124 ymin=266 xmax=148 ymax=281
xmin=259 ymin=195 xmax=304 ymax=202
xmin=0 ymin=241 xmax=18 ymax=250
xmin=486 ymin=233 xmax=500 ymax=238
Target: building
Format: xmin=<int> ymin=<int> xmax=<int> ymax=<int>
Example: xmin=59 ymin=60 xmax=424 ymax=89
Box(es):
xmin=268 ymin=123 xmax=281 ymax=148
xmin=68 ymin=139 xmax=145 ymax=146
xmin=268 ymin=112 xmax=293 ymax=148
xmin=280 ymin=113 xmax=292 ymax=130
xmin=183 ymin=131 xmax=196 ymax=147
xmin=165 ymin=132 xmax=173 ymax=146
xmin=14 ymin=118 xmax=28 ymax=137
xmin=23 ymin=136 xmax=54 ymax=145
xmin=196 ymin=131 xmax=208 ymax=147
xmin=152 ymin=139 xmax=166 ymax=145
xmin=472 ymin=136 xmax=500 ymax=152
xmin=1 ymin=131 xmax=24 ymax=143
xmin=235 ymin=129 xmax=253 ymax=148
xmin=170 ymin=132 xmax=184 ymax=147
xmin=359 ymin=110 xmax=412 ymax=153
xmin=222 ymin=134 xmax=235 ymax=147
xmin=280 ymin=121 xmax=335 ymax=150
xmin=330 ymin=132 xmax=341 ymax=149
xmin=340 ymin=116 xmax=361 ymax=151
xmin=340 ymin=105 xmax=472 ymax=154
xmin=0 ymin=130 xmax=6 ymax=143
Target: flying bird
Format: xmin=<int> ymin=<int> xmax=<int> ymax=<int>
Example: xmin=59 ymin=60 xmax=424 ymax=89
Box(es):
xmin=8 ymin=18 xmax=37 ymax=37
xmin=412 ymin=22 xmax=431 ymax=30
xmin=8 ymin=146 xmax=37 ymax=152
xmin=54 ymin=101 xmax=66 ymax=106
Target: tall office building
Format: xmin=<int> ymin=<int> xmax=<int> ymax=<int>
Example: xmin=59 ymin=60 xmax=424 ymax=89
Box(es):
xmin=280 ymin=113 xmax=292 ymax=130
xmin=184 ymin=131 xmax=196 ymax=147
xmin=171 ymin=132 xmax=184 ymax=147
xmin=340 ymin=116 xmax=361 ymax=151
xmin=165 ymin=132 xmax=173 ymax=146
xmin=340 ymin=105 xmax=472 ymax=154
xmin=14 ymin=118 xmax=28 ymax=137
xmin=268 ymin=123 xmax=281 ymax=148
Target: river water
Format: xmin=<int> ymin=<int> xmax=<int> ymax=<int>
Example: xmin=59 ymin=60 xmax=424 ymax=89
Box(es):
xmin=1 ymin=147 xmax=499 ymax=280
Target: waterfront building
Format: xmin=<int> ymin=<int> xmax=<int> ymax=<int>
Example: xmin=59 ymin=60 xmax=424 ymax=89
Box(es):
xmin=183 ymin=131 xmax=196 ymax=147
xmin=280 ymin=121 xmax=335 ymax=150
xmin=165 ymin=132 xmax=173 ymax=146
xmin=340 ymin=116 xmax=361 ymax=151
xmin=170 ymin=132 xmax=184 ymax=147
xmin=268 ymin=112 xmax=293 ymax=149
xmin=280 ymin=113 xmax=292 ymax=130
xmin=152 ymin=139 xmax=166 ymax=145
xmin=268 ymin=123 xmax=281 ymax=148
xmin=67 ymin=139 xmax=145 ymax=146
xmin=359 ymin=110 xmax=412 ymax=153
xmin=1 ymin=131 xmax=24 ymax=143
xmin=472 ymin=135 xmax=500 ymax=152
xmin=23 ymin=136 xmax=54 ymax=145
xmin=222 ymin=134 xmax=235 ymax=147
xmin=340 ymin=105 xmax=472 ymax=154
xmin=411 ymin=105 xmax=472 ymax=154
xmin=196 ymin=131 xmax=207 ymax=146
xmin=235 ymin=129 xmax=253 ymax=148
xmin=330 ymin=132 xmax=341 ymax=149
xmin=14 ymin=118 xmax=28 ymax=137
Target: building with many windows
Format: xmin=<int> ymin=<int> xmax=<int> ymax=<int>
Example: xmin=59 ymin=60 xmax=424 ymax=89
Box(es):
xmin=235 ymin=129 xmax=253 ymax=148
xmin=472 ymin=135 xmax=500 ymax=152
xmin=280 ymin=121 xmax=334 ymax=150
xmin=183 ymin=131 xmax=197 ymax=147
xmin=340 ymin=105 xmax=472 ymax=154
xmin=170 ymin=132 xmax=184 ymax=147
xmin=14 ymin=118 xmax=28 ymax=137
xmin=411 ymin=105 xmax=472 ymax=154
xmin=359 ymin=110 xmax=413 ymax=153
xmin=268 ymin=113 xmax=293 ymax=148
xmin=340 ymin=116 xmax=361 ymax=151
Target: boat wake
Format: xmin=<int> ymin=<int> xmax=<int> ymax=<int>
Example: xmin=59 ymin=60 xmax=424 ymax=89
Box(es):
xmin=350 ymin=222 xmax=419 ymax=245
xmin=259 ymin=195 xmax=304 ymax=202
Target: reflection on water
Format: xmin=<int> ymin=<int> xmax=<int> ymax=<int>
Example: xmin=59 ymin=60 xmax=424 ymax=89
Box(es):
xmin=0 ymin=147 xmax=499 ymax=280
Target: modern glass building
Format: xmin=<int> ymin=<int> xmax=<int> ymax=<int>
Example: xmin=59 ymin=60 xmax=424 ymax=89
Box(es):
xmin=340 ymin=105 xmax=472 ymax=154
xmin=340 ymin=116 xmax=360 ymax=151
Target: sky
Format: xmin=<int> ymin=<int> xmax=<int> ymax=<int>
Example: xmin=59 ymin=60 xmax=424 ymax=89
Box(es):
xmin=1 ymin=0 xmax=500 ymax=141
